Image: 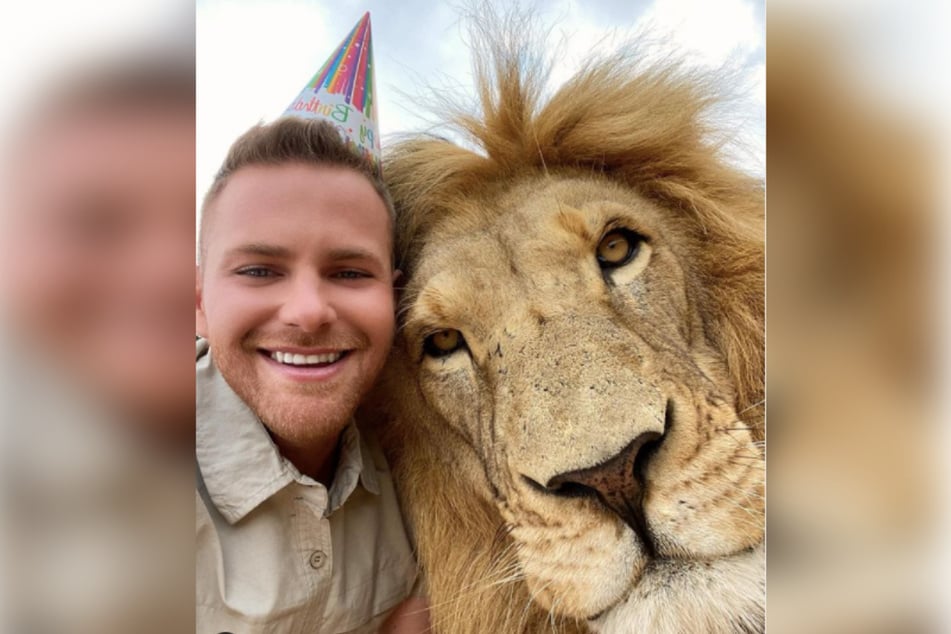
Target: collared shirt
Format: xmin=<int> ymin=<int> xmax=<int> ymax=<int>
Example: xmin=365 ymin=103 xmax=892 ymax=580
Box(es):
xmin=196 ymin=341 xmax=417 ymax=633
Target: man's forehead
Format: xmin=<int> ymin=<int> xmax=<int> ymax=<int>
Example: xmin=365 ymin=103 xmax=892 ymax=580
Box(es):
xmin=211 ymin=164 xmax=387 ymax=227
xmin=219 ymin=162 xmax=380 ymax=200
xmin=199 ymin=160 xmax=396 ymax=275
xmin=208 ymin=212 xmax=390 ymax=267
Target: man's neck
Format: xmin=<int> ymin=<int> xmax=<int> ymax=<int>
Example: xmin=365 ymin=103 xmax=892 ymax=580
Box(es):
xmin=270 ymin=430 xmax=342 ymax=486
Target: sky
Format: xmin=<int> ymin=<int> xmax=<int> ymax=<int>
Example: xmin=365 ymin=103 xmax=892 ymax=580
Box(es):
xmin=196 ymin=0 xmax=767 ymax=205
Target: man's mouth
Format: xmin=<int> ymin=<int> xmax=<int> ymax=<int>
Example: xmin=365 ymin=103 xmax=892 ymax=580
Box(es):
xmin=265 ymin=350 xmax=350 ymax=367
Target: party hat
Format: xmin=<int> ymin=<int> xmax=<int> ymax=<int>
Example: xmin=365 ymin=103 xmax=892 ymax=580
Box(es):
xmin=284 ymin=12 xmax=381 ymax=173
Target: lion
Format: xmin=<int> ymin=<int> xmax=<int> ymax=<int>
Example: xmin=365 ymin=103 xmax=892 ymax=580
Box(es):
xmin=365 ymin=14 xmax=765 ymax=634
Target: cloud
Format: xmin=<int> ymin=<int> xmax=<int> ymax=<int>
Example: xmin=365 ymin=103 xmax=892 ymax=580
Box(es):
xmin=639 ymin=0 xmax=763 ymax=68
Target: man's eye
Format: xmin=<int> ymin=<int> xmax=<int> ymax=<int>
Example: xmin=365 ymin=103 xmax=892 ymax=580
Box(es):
xmin=334 ymin=270 xmax=371 ymax=279
xmin=236 ymin=267 xmax=276 ymax=278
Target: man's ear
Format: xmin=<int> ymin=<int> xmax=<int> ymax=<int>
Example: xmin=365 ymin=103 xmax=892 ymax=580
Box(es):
xmin=196 ymin=265 xmax=209 ymax=338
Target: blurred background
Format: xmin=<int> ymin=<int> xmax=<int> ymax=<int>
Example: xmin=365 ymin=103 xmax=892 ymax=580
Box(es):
xmin=0 ymin=1 xmax=195 ymax=632
xmin=0 ymin=0 xmax=947 ymax=632
xmin=767 ymin=0 xmax=949 ymax=631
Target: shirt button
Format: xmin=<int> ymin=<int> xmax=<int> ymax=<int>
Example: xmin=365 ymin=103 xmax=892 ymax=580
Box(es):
xmin=309 ymin=550 xmax=327 ymax=570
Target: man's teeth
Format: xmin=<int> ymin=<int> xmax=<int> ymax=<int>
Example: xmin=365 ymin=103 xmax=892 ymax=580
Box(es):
xmin=270 ymin=351 xmax=344 ymax=366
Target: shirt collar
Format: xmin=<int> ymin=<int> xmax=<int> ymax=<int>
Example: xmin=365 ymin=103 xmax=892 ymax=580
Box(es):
xmin=196 ymin=340 xmax=379 ymax=524
xmin=328 ymin=422 xmax=381 ymax=513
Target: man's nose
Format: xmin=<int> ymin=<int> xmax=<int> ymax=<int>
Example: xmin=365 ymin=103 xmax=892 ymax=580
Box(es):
xmin=278 ymin=275 xmax=337 ymax=332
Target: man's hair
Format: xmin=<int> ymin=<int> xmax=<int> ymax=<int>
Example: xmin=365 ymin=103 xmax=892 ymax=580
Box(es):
xmin=198 ymin=117 xmax=394 ymax=264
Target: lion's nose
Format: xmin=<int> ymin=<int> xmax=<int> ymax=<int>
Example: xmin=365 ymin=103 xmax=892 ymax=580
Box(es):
xmin=542 ymin=430 xmax=663 ymax=547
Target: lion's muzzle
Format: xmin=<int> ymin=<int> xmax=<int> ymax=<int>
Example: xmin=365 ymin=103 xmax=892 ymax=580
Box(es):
xmin=540 ymin=429 xmax=664 ymax=551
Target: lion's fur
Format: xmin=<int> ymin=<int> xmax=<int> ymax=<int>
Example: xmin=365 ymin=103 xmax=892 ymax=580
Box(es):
xmin=369 ymin=12 xmax=764 ymax=634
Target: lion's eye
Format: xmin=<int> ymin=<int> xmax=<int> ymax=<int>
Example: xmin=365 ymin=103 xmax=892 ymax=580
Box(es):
xmin=423 ymin=329 xmax=466 ymax=357
xmin=596 ymin=229 xmax=642 ymax=268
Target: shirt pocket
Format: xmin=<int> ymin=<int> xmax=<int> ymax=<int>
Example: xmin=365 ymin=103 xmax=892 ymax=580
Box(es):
xmin=322 ymin=554 xmax=417 ymax=633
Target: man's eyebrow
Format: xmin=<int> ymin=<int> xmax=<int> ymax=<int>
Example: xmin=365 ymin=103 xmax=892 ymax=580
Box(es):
xmin=326 ymin=247 xmax=381 ymax=262
xmin=223 ymin=243 xmax=292 ymax=259
xmin=222 ymin=244 xmax=385 ymax=265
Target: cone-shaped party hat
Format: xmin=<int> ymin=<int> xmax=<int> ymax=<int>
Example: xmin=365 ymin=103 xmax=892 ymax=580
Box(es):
xmin=284 ymin=12 xmax=381 ymax=173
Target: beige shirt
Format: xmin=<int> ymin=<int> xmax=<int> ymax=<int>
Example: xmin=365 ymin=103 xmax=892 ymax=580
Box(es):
xmin=196 ymin=342 xmax=417 ymax=633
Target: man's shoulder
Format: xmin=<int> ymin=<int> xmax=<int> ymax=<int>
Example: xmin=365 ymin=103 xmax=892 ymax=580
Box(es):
xmin=195 ymin=341 xmax=292 ymax=525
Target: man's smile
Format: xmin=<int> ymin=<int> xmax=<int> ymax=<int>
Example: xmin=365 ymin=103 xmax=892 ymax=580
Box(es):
xmin=268 ymin=349 xmax=348 ymax=366
xmin=257 ymin=347 xmax=353 ymax=381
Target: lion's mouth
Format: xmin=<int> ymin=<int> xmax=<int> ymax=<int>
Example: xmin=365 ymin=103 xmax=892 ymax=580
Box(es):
xmin=585 ymin=544 xmax=764 ymax=626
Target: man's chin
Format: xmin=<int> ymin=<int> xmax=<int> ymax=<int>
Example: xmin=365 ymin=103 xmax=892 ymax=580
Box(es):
xmin=588 ymin=546 xmax=765 ymax=634
xmin=249 ymin=388 xmax=359 ymax=441
xmin=215 ymin=345 xmax=371 ymax=442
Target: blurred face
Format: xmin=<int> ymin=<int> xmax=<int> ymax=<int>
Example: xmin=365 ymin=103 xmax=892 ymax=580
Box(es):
xmin=196 ymin=164 xmax=396 ymax=447
xmin=3 ymin=106 xmax=196 ymax=428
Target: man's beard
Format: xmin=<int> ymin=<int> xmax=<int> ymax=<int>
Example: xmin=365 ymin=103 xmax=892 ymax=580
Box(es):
xmin=210 ymin=330 xmax=372 ymax=447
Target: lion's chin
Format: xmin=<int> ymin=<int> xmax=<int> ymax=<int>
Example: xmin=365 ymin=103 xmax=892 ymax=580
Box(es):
xmin=587 ymin=545 xmax=765 ymax=634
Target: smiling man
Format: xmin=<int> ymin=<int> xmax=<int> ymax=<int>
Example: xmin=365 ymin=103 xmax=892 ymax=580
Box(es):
xmin=195 ymin=117 xmax=425 ymax=633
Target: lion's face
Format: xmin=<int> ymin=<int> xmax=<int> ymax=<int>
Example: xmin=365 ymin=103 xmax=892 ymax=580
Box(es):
xmin=397 ymin=175 xmax=764 ymax=631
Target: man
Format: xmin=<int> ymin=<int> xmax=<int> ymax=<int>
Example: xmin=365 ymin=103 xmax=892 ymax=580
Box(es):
xmin=196 ymin=116 xmax=427 ymax=633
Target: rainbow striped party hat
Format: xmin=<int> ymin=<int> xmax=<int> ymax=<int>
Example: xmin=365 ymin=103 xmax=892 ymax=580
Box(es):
xmin=284 ymin=12 xmax=381 ymax=173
